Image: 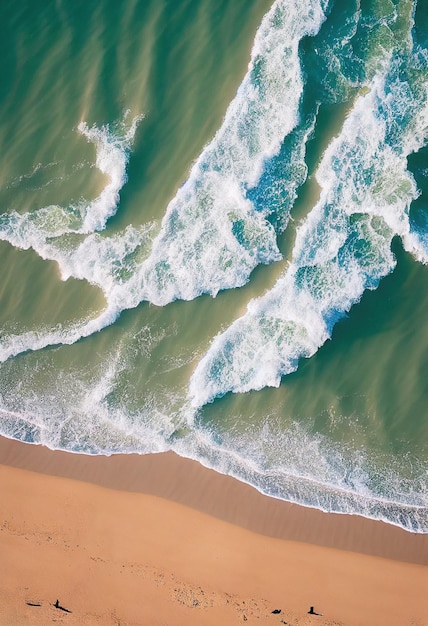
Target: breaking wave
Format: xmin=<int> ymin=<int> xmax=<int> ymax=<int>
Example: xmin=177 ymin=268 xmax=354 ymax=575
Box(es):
xmin=190 ymin=49 xmax=428 ymax=405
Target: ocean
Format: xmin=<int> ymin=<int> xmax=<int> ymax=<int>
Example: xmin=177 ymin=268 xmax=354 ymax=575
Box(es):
xmin=0 ymin=0 xmax=427 ymax=532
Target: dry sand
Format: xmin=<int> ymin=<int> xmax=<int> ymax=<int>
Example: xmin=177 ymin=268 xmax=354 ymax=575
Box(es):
xmin=0 ymin=435 xmax=427 ymax=626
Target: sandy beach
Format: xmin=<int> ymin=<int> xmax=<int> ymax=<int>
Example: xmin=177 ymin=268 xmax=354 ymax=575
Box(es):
xmin=0 ymin=435 xmax=427 ymax=626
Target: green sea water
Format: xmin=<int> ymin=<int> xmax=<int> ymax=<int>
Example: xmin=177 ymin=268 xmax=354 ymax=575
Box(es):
xmin=0 ymin=0 xmax=427 ymax=531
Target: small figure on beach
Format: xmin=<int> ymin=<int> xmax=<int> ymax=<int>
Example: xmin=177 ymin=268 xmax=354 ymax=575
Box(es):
xmin=308 ymin=606 xmax=322 ymax=616
xmin=53 ymin=599 xmax=72 ymax=613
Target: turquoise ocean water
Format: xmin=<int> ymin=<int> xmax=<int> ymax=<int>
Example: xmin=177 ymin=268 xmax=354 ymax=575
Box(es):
xmin=0 ymin=0 xmax=427 ymax=531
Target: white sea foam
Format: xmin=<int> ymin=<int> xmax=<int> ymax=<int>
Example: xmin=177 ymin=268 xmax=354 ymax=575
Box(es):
xmin=189 ymin=53 xmax=428 ymax=407
xmin=78 ymin=115 xmax=143 ymax=232
xmin=0 ymin=114 xmax=142 ymax=242
xmin=0 ymin=114 xmax=152 ymax=360
xmin=171 ymin=416 xmax=428 ymax=532
xmin=133 ymin=0 xmax=328 ymax=304
xmin=0 ymin=220 xmax=155 ymax=361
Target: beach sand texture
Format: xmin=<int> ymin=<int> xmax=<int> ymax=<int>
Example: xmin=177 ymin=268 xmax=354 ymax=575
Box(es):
xmin=0 ymin=436 xmax=427 ymax=626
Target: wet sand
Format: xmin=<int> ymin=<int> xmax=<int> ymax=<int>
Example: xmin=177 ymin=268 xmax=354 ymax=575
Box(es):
xmin=0 ymin=435 xmax=427 ymax=625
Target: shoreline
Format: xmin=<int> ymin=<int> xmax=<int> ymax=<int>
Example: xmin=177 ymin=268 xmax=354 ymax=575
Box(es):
xmin=1 ymin=434 xmax=427 ymax=625
xmin=0 ymin=435 xmax=426 ymax=563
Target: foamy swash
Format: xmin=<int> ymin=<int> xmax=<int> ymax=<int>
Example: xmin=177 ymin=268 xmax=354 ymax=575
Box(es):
xmin=172 ymin=420 xmax=428 ymax=533
xmin=190 ymin=51 xmax=428 ymax=406
xmin=1 ymin=377 xmax=426 ymax=532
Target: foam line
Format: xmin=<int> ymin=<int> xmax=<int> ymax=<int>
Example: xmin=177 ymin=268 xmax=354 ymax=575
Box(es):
xmin=0 ymin=114 xmax=149 ymax=360
xmin=0 ymin=114 xmax=141 ymax=246
xmin=78 ymin=115 xmax=142 ymax=232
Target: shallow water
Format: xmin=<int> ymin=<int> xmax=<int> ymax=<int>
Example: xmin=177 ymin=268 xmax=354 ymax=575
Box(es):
xmin=0 ymin=0 xmax=427 ymax=531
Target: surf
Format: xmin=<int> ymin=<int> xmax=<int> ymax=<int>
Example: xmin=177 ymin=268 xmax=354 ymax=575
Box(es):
xmin=189 ymin=48 xmax=428 ymax=406
xmin=0 ymin=0 xmax=329 ymax=361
